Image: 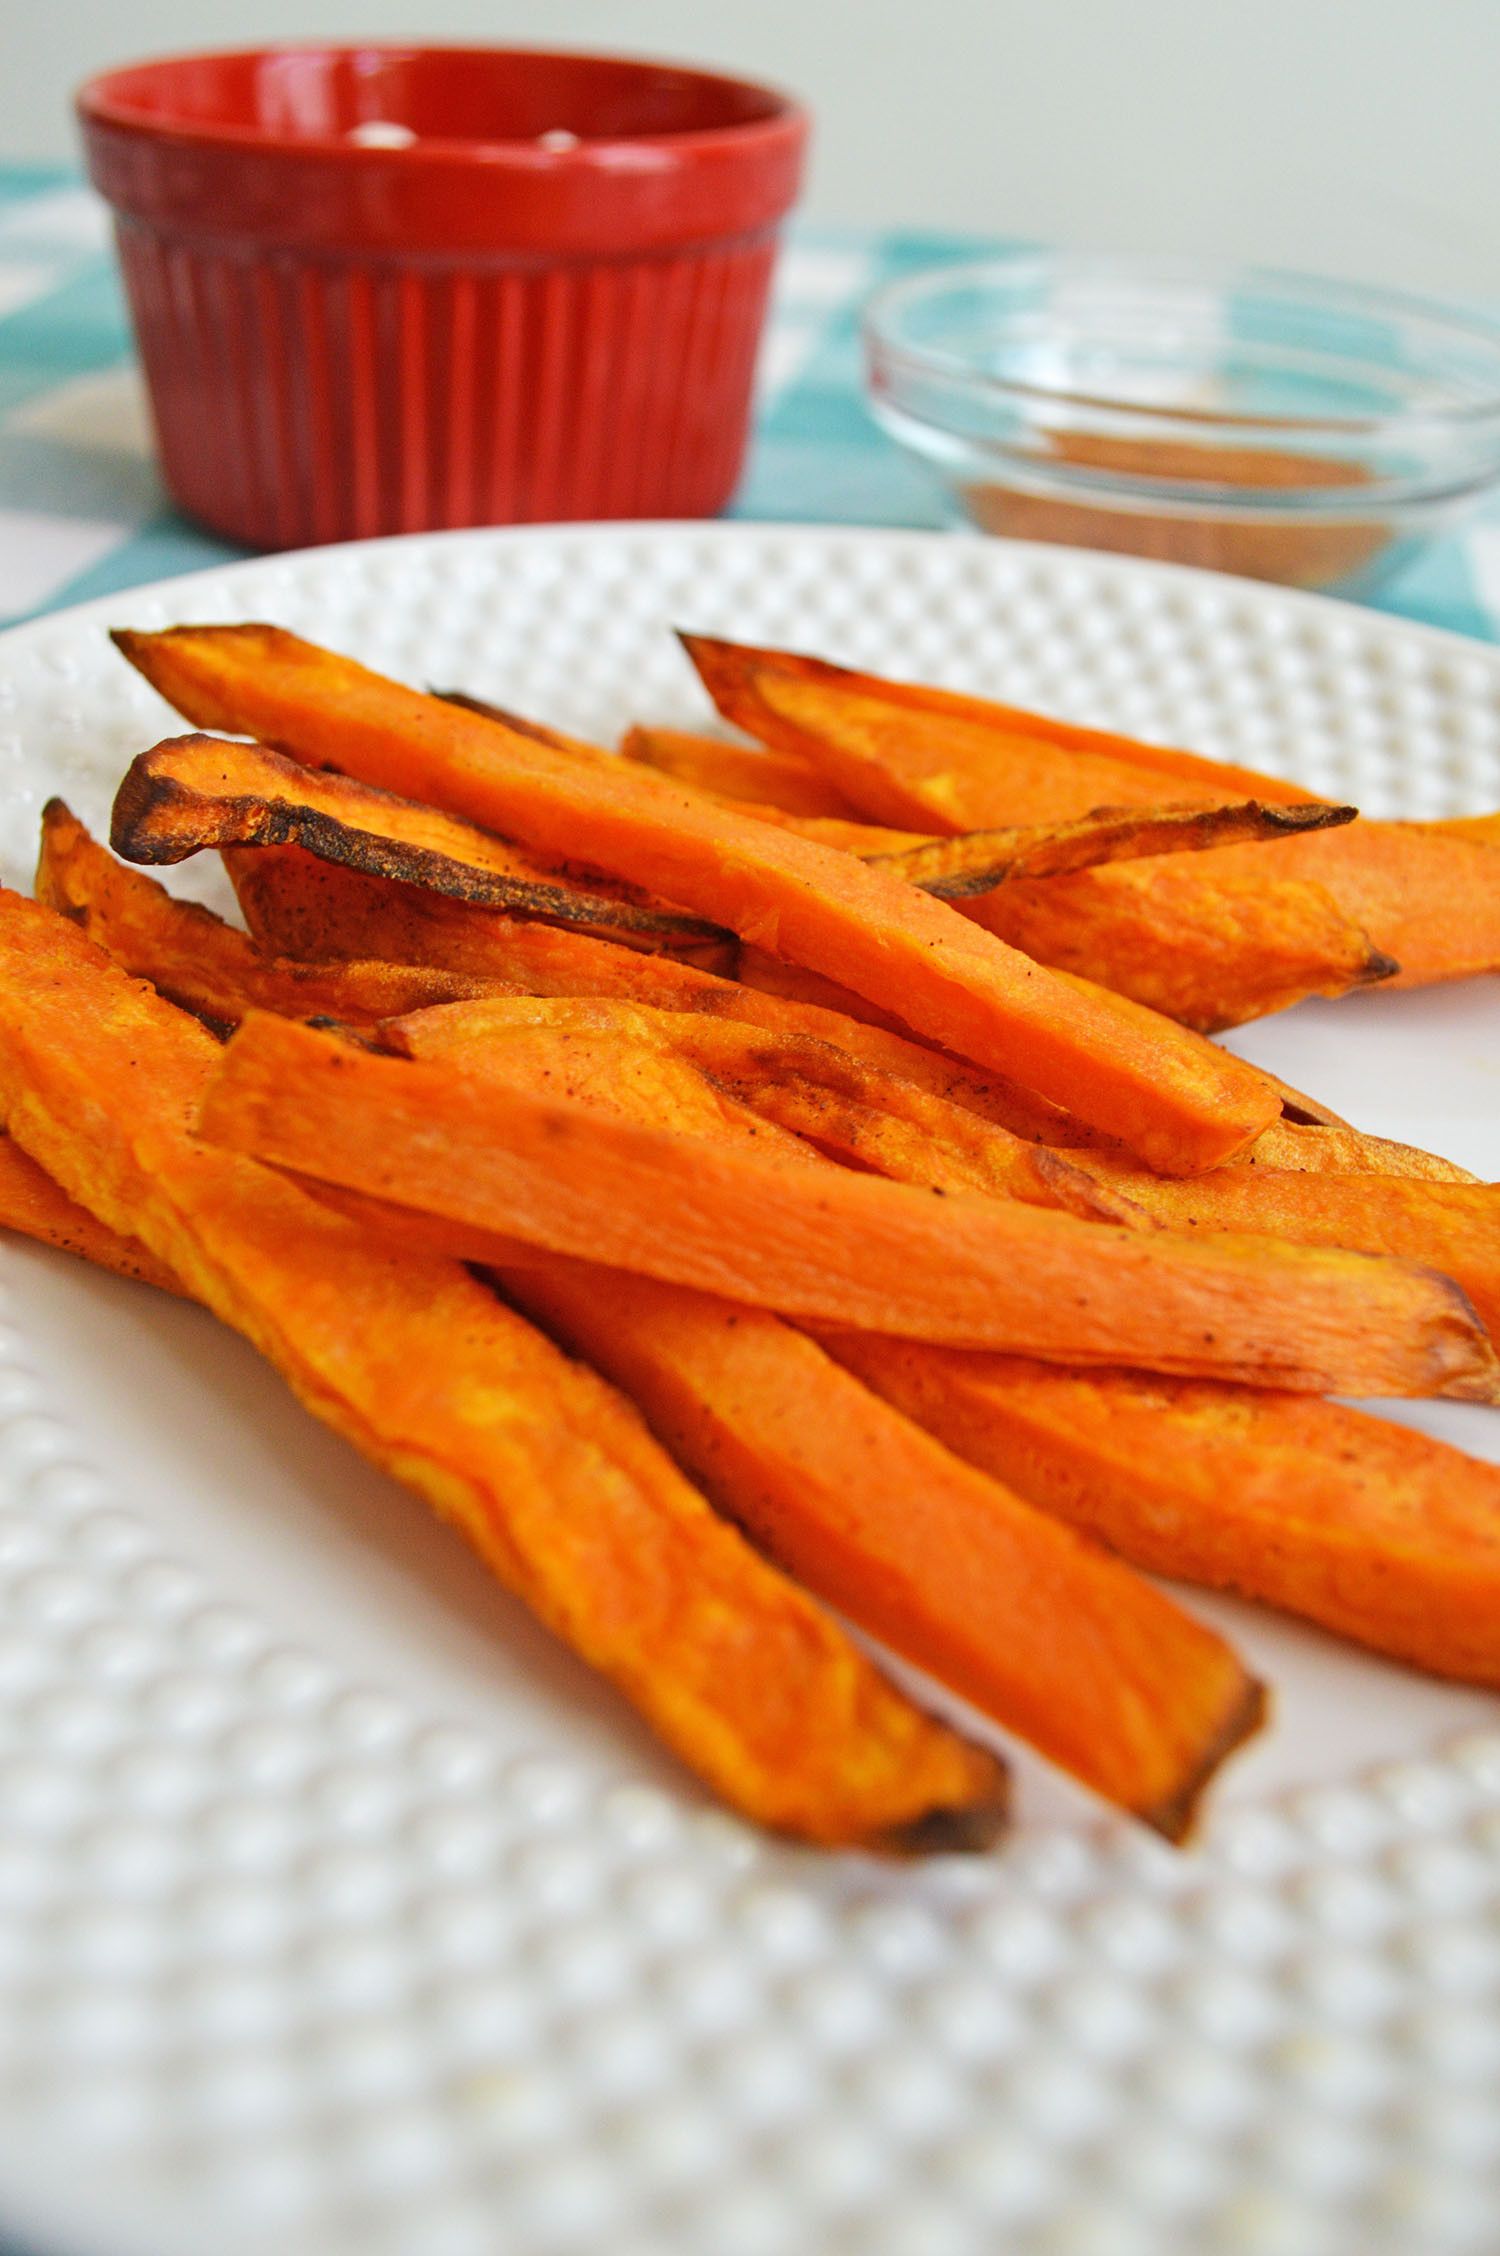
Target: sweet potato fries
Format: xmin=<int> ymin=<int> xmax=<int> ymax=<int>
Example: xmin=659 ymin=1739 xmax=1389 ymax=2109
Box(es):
xmin=0 ymin=891 xmax=1008 ymax=1850
xmin=3 ymin=614 xmax=1498 ymax=1852
xmin=112 ymin=625 xmax=1281 ymax=1173
xmin=682 ymin=635 xmax=1500 ymax=1023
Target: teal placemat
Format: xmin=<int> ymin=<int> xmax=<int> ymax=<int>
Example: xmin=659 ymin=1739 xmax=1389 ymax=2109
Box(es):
xmin=1 ymin=165 xmax=1498 ymax=646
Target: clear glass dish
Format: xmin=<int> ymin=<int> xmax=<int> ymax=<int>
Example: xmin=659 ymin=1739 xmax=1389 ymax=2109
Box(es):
xmin=862 ymin=252 xmax=1500 ymax=593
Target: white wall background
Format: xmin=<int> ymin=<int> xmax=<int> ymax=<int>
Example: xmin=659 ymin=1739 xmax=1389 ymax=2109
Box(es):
xmin=5 ymin=0 xmax=1499 ymax=303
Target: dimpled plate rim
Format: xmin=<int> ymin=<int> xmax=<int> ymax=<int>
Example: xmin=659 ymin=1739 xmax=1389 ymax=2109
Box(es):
xmin=0 ymin=524 xmax=1497 ymax=2256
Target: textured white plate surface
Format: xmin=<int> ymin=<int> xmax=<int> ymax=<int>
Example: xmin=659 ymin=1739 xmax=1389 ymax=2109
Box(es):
xmin=1 ymin=524 xmax=1500 ymax=2256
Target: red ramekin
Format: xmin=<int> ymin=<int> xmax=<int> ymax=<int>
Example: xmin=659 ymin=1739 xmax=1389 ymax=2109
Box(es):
xmin=77 ymin=45 xmax=808 ymax=549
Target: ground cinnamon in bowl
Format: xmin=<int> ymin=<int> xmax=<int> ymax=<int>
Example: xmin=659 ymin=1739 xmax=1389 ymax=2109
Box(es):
xmin=961 ymin=431 xmax=1388 ymax=589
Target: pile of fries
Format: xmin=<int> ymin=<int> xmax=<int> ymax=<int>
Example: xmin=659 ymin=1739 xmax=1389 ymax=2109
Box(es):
xmin=3 ymin=619 xmax=1500 ymax=1853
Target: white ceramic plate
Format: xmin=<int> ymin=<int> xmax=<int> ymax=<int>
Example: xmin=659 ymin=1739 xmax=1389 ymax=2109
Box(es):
xmin=2 ymin=524 xmax=1500 ymax=2256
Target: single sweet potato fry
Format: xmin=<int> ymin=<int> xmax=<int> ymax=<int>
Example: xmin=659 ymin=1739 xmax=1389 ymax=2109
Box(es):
xmin=1061 ymin=1157 xmax=1500 ymax=1345
xmin=821 ymin=1334 xmax=1500 ymax=1687
xmin=385 ymin=996 xmax=1139 ymax=1218
xmin=500 ymin=1254 xmax=1264 ymax=1838
xmin=963 ymin=856 xmax=1398 ymax=1030
xmin=620 ymin=723 xmax=861 ymax=818
xmin=0 ymin=1128 xmax=184 ymax=1294
xmin=36 ymin=801 xmax=521 ymax=1031
xmin=195 ymin=1012 xmax=1500 ymax=1400
xmin=0 ymin=889 xmax=1006 ymax=1850
xmin=112 ymin=625 xmax=1281 ymax=1173
xmin=703 ymin=803 xmax=1359 ymax=893
xmin=680 ymin=634 xmax=1322 ymax=829
xmin=1195 ymin=822 xmax=1500 ymax=992
xmin=113 ymin=732 xmax=727 ymax=952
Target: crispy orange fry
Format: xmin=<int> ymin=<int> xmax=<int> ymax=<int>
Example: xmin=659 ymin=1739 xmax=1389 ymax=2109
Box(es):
xmin=701 ymin=802 xmax=1361 ymax=894
xmin=113 ymin=732 xmax=727 ymax=951
xmin=501 ymin=1255 xmax=1264 ymax=1838
xmin=36 ymin=801 xmax=516 ymax=1030
xmin=112 ymin=625 xmax=1281 ymax=1172
xmin=1063 ymin=1156 xmax=1500 ymax=1345
xmin=963 ymin=857 xmax=1398 ymax=1030
xmin=0 ymin=889 xmax=1006 ymax=1850
xmin=196 ymin=1012 xmax=1500 ymax=1399
xmin=681 ymin=634 xmax=1322 ymax=828
xmin=682 ymin=802 xmax=1360 ymax=896
xmin=822 ymin=1334 xmax=1500 ymax=1687
xmin=1199 ymin=822 xmax=1500 ymax=991
xmin=384 ymin=996 xmax=1140 ymax=1219
xmin=619 ymin=723 xmax=861 ymax=818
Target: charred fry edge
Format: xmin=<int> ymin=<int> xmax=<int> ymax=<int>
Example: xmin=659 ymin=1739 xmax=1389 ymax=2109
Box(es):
xmin=111 ymin=737 xmax=728 ymax=945
xmin=874 ymin=800 xmax=1360 ymax=900
xmin=1147 ymin=1678 xmax=1271 ymax=1842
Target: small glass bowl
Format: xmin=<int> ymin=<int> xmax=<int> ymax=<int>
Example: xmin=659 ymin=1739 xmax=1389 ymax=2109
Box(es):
xmin=862 ymin=253 xmax=1500 ymax=594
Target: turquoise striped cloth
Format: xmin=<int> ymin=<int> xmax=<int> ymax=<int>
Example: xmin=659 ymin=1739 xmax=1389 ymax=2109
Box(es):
xmin=2 ymin=159 xmax=1498 ymax=644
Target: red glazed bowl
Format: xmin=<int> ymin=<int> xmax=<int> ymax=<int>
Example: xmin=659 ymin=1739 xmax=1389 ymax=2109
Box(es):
xmin=78 ymin=45 xmax=808 ymax=548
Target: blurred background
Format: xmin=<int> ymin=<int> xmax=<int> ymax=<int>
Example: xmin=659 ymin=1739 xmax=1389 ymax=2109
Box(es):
xmin=7 ymin=0 xmax=1500 ymax=630
xmin=7 ymin=0 xmax=1499 ymax=302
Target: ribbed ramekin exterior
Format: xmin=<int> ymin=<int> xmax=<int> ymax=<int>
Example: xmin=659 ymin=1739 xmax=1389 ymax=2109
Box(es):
xmin=116 ymin=223 xmax=778 ymax=547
